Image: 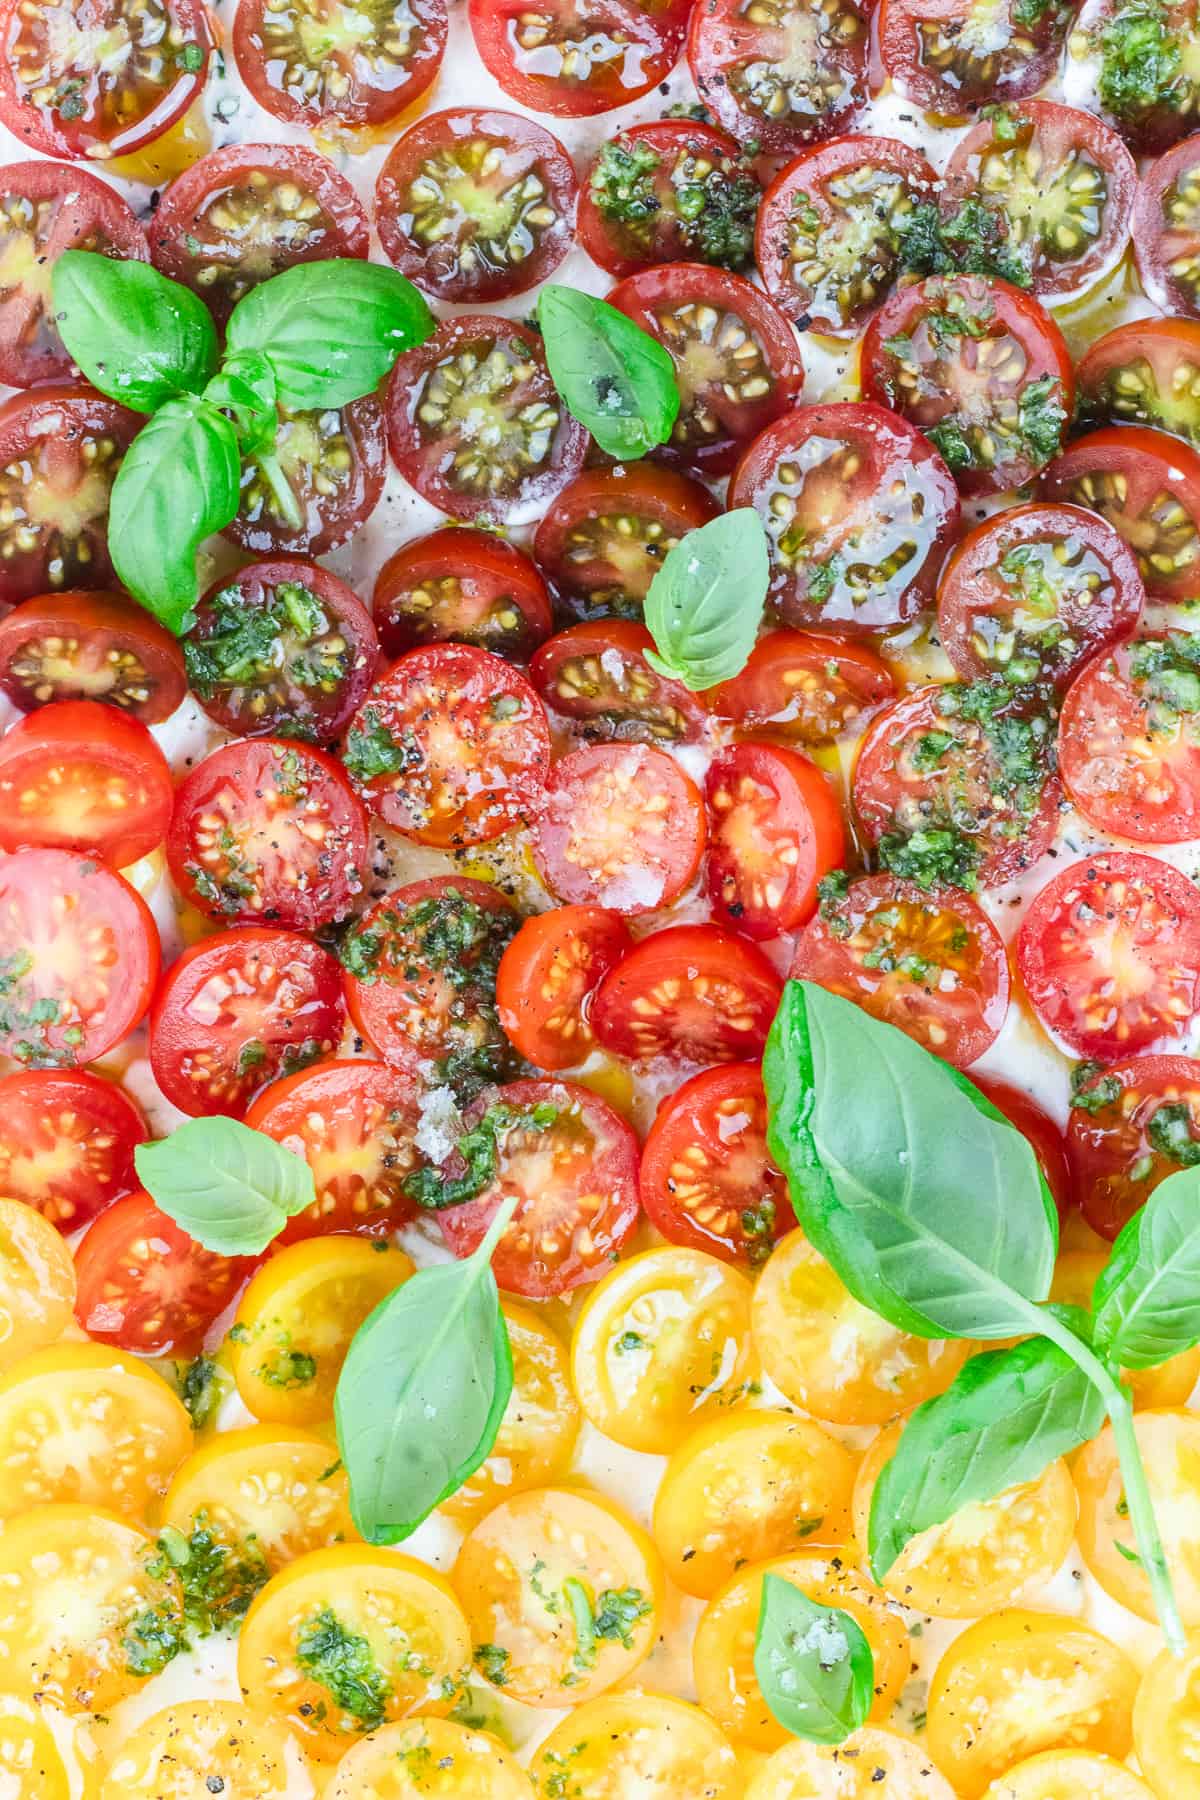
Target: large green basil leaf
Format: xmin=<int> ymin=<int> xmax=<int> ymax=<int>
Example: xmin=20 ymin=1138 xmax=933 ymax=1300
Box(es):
xmin=537 ymin=283 xmax=679 ymax=459
xmin=1092 ymin=1167 xmax=1200 ymax=1369
xmin=643 ymin=509 xmax=769 ymax=691
xmin=52 ymin=250 xmax=217 ymax=412
xmin=135 ymin=1117 xmax=316 ymax=1255
xmin=754 ymin=1574 xmax=874 ymax=1746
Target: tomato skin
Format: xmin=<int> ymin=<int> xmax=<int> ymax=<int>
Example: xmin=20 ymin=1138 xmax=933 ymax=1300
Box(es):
xmin=530 ymin=620 xmax=708 ymax=744
xmin=704 ymin=742 xmax=845 ymax=939
xmin=1076 ymin=318 xmax=1200 ymax=447
xmin=593 ymin=923 xmax=784 ymax=1064
xmin=374 ymin=527 xmax=552 ymax=662
xmin=974 ymin=1077 xmax=1072 ymax=1219
xmin=469 ymin=0 xmax=692 ymax=118
xmin=0 ymin=697 xmax=172 ymax=866
xmin=225 ymin=394 xmax=386 ymax=560
xmin=577 ymin=119 xmax=760 ymax=278
xmin=0 ymin=588 xmax=186 ymax=722
xmin=1039 ymin=425 xmax=1200 ymax=597
xmin=1134 ymin=137 xmax=1200 ymax=318
xmin=496 ymin=905 xmax=633 ymax=1073
xmin=232 ymin=0 xmax=447 ymax=129
xmin=687 ymin=0 xmax=870 ymax=156
xmin=0 ymin=1067 xmax=145 ymax=1230
xmin=704 ymin=629 xmax=896 ymax=743
xmin=1058 ymin=634 xmax=1200 ymax=842
xmin=1066 ymin=1054 xmax=1200 ymax=1239
xmin=878 ymin=0 xmax=1071 ymax=113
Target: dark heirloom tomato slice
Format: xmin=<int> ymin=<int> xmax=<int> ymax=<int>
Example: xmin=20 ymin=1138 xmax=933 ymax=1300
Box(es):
xmin=232 ymin=0 xmax=447 ymax=128
xmin=496 ymin=905 xmax=633 ymax=1072
xmin=167 ymin=738 xmax=370 ymax=931
xmin=973 ymin=1076 xmax=1071 ymax=1218
xmin=343 ymin=644 xmax=550 ymax=848
xmin=727 ymin=403 xmax=960 ymax=633
xmin=853 ymin=682 xmax=1063 ymax=890
xmin=1068 ymin=0 xmax=1200 ymax=157
xmin=878 ymin=0 xmax=1072 ymax=113
xmin=224 ymin=395 xmax=385 ymax=560
xmin=529 ymin=620 xmax=707 ymax=744
xmin=578 ymin=119 xmax=761 ymax=279
xmin=532 ymin=742 xmax=706 ymax=914
xmin=608 ymin=264 xmax=804 ymax=478
xmin=687 ymin=0 xmax=869 ymax=156
xmin=0 ymin=386 xmax=138 ymax=607
xmin=592 ymin=922 xmax=783 ymax=1062
xmin=0 ymin=589 xmax=186 ymax=721
xmin=469 ymin=0 xmax=691 ymax=118
xmin=703 ymin=629 xmax=896 ymax=743
xmin=435 ymin=1079 xmax=640 ymax=1298
xmin=0 ymin=849 xmax=158 ymax=1067
xmin=791 ymin=872 xmax=1010 ymax=1067
xmin=147 ymin=144 xmax=370 ymax=325
xmin=1134 ymin=138 xmax=1200 ymax=318
xmin=376 ymin=108 xmax=576 ymax=304
xmin=756 ymin=136 xmax=937 ymax=335
xmin=1075 ymin=319 xmax=1200 ymax=448
xmin=386 ymin=315 xmax=586 ymax=526
xmin=936 ymin=502 xmax=1145 ymax=690
xmin=245 ymin=1059 xmax=422 ymax=1242
xmin=532 ymin=464 xmax=719 ymax=623
xmin=0 ymin=699 xmax=172 ymax=867
xmin=0 ymin=162 xmax=148 ymax=388
xmin=149 ymin=928 xmax=345 ymax=1120
xmin=1038 ymin=425 xmax=1200 ymax=598
xmin=183 ymin=560 xmax=378 ymax=744
xmin=861 ymin=275 xmax=1074 ymax=497
xmin=374 ymin=528 xmax=551 ymax=662
xmin=704 ymin=742 xmax=845 ymax=939
xmin=1068 ymin=1054 xmax=1200 ymax=1238
xmin=0 ymin=1069 xmax=143 ymax=1230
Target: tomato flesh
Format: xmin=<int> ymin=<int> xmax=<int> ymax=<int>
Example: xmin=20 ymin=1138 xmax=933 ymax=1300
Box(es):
xmin=1039 ymin=425 xmax=1200 ymax=597
xmin=1135 ymin=137 xmax=1200 ymax=318
xmin=704 ymin=743 xmax=845 ymax=938
xmin=232 ymin=0 xmax=447 ymax=128
xmin=577 ymin=119 xmax=760 ymax=278
xmin=533 ymin=463 xmax=719 ymax=623
xmin=0 ymin=699 xmax=173 ymax=867
xmin=687 ymin=0 xmax=870 ymax=156
xmin=879 ymin=0 xmax=1072 ymax=114
xmin=530 ymin=620 xmax=707 ymax=744
xmin=469 ymin=0 xmax=692 ymax=118
xmin=703 ymin=629 xmax=896 ymax=743
xmin=496 ymin=904 xmax=633 ymax=1072
xmin=375 ymin=527 xmax=551 ymax=661
xmin=0 ymin=589 xmax=187 ymax=722
xmin=1076 ymin=318 xmax=1200 ymax=447
xmin=0 ymin=1068 xmax=144 ymax=1230
xmin=1068 ymin=1054 xmax=1200 ymax=1238
xmin=224 ymin=395 xmax=386 ymax=560
xmin=592 ymin=922 xmax=783 ymax=1063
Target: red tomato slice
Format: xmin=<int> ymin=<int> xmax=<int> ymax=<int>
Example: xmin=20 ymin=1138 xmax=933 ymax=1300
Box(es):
xmin=878 ymin=0 xmax=1072 ymax=113
xmin=1038 ymin=424 xmax=1200 ymax=597
xmin=640 ymin=1062 xmax=795 ymax=1267
xmin=469 ymin=0 xmax=692 ymax=118
xmin=434 ymin=1078 xmax=640 ymax=1297
xmin=704 ymin=743 xmax=845 ymax=939
xmin=374 ymin=527 xmax=552 ymax=662
xmin=577 ymin=119 xmax=760 ymax=278
xmin=1075 ymin=318 xmax=1200 ymax=448
xmin=592 ymin=922 xmax=783 ymax=1063
xmin=1071 ymin=0 xmax=1200 ymax=157
xmin=0 ymin=849 xmax=159 ymax=1068
xmin=0 ymin=589 xmax=186 ymax=723
xmin=167 ymin=739 xmax=370 ymax=931
xmin=0 ymin=1068 xmax=145 ymax=1230
xmin=0 ymin=699 xmax=172 ymax=867
xmin=1058 ymin=633 xmax=1200 ymax=843
xmin=687 ymin=0 xmax=870 ymax=156
xmin=532 ymin=742 xmax=706 ymax=915
xmin=343 ymin=644 xmax=550 ymax=848
xmin=703 ymin=629 xmax=896 ymax=744
xmin=232 ymin=0 xmax=446 ymax=128
xmin=1134 ymin=137 xmax=1200 ymax=319
xmin=1067 ymin=1053 xmax=1200 ymax=1238
xmin=1017 ymin=852 xmax=1200 ymax=1059
xmin=224 ymin=394 xmax=386 ymax=560
xmin=149 ymin=928 xmax=345 ymax=1120
xmin=973 ymin=1076 xmax=1072 ymax=1219
xmin=529 ymin=620 xmax=708 ymax=744
xmin=790 ymin=872 xmax=1010 ymax=1068
xmin=496 ymin=904 xmax=633 ymax=1072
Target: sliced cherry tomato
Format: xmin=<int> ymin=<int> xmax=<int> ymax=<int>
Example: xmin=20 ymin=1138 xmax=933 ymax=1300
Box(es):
xmin=232 ymin=0 xmax=446 ymax=129
xmin=0 ymin=385 xmax=139 ymax=608
xmin=0 ymin=589 xmax=186 ymax=722
xmin=1134 ymin=137 xmax=1200 ymax=318
xmin=756 ymin=136 xmax=937 ymax=334
xmin=727 ymin=403 xmax=960 ymax=633
xmin=791 ymin=872 xmax=1010 ymax=1068
xmin=224 ymin=395 xmax=385 ymax=559
xmin=469 ymin=0 xmax=692 ymax=118
xmin=374 ymin=527 xmax=551 ymax=662
xmin=1067 ymin=1054 xmax=1200 ymax=1239
xmin=703 ymin=629 xmax=896 ymax=744
xmin=936 ymin=502 xmax=1145 ymax=690
xmin=578 ymin=119 xmax=760 ymax=279
xmin=530 ymin=619 xmax=707 ymax=743
xmin=1058 ymin=633 xmax=1200 ymax=842
xmin=1039 ymin=425 xmax=1200 ymax=597
xmin=343 ymin=644 xmax=550 ymax=848
xmin=149 ymin=927 xmax=345 ymax=1120
xmin=1076 ymin=318 xmax=1200 ymax=447
xmin=496 ymin=904 xmax=633 ymax=1072
xmin=0 ymin=698 xmax=172 ymax=866
xmin=434 ymin=1078 xmax=640 ymax=1297
xmin=971 ymin=1077 xmax=1072 ymax=1219
xmin=704 ymin=742 xmax=844 ymax=939
xmin=147 ymin=143 xmax=370 ymax=325
xmin=592 ymin=922 xmax=783 ymax=1063
xmin=0 ymin=161 xmax=148 ymax=388
xmin=861 ymin=274 xmax=1074 ymax=497
xmin=532 ymin=742 xmax=706 ymax=914
xmin=0 ymin=1068 xmax=144 ymax=1229
xmin=879 ymin=0 xmax=1072 ymax=113
xmin=608 ymin=264 xmax=804 ymax=477
xmin=376 ymin=108 xmax=576 ymax=303
xmin=183 ymin=559 xmax=378 ymax=744
xmin=532 ymin=463 xmax=719 ymax=623
xmin=639 ymin=1062 xmax=795 ymax=1266
xmin=687 ymin=0 xmax=870 ymax=156
xmin=1018 ymin=851 xmax=1200 ymax=1059
xmin=1070 ymin=0 xmax=1200 ymax=157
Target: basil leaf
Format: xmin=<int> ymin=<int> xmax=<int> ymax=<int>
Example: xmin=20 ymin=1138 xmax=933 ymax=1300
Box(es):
xmin=764 ymin=981 xmax=1057 ymax=1340
xmin=537 ymin=283 xmax=679 ymax=459
xmin=753 ymin=1574 xmax=873 ymax=1746
xmin=1092 ymin=1168 xmax=1200 ymax=1369
xmin=643 ymin=508 xmax=769 ymax=691
xmin=226 ymin=260 xmax=435 ymax=410
xmin=135 ymin=1117 xmax=316 ymax=1255
xmin=868 ymin=1336 xmax=1106 ymax=1580
xmin=205 ymin=350 xmax=278 ymax=456
xmin=108 ymin=396 xmax=240 ymax=634
xmin=52 ymin=250 xmax=218 ymax=412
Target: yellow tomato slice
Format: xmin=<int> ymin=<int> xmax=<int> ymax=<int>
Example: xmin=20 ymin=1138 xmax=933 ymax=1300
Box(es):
xmin=1133 ymin=1636 xmax=1200 ymax=1800
xmin=528 ymin=1694 xmax=741 ymax=1800
xmin=744 ymin=1727 xmax=956 ymax=1799
xmin=162 ymin=1423 xmax=356 ymax=1568
xmin=983 ymin=1750 xmax=1155 ymax=1800
xmin=99 ymin=1700 xmax=293 ymax=1799
xmin=0 ymin=1198 xmax=76 ymax=1372
xmin=329 ymin=1716 xmax=533 ymax=1798
xmin=1075 ymin=1410 xmax=1200 ymax=1624
xmin=0 ymin=1690 xmax=70 ymax=1799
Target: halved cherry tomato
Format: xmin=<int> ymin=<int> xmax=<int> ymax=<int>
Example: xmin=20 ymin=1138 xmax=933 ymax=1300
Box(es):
xmin=469 ymin=0 xmax=692 ymax=118
xmin=0 ymin=698 xmax=171 ymax=865
xmin=332 ymin=1717 xmax=534 ymax=1799
xmin=1039 ymin=425 xmax=1200 ymax=597
xmin=1018 ymin=852 xmax=1200 ymax=1059
xmin=530 ymin=1695 xmax=738 ymax=1796
xmin=1067 ymin=1054 xmax=1200 ymax=1239
xmin=496 ymin=904 xmax=632 ymax=1072
xmin=756 ymin=136 xmax=937 ymax=333
xmin=532 ymin=742 xmax=706 ymax=913
xmin=224 ymin=395 xmax=386 ymax=559
xmin=592 ymin=922 xmax=783 ymax=1063
xmin=1136 ymin=1642 xmax=1200 ymax=1800
xmin=609 ymin=264 xmax=804 ymax=477
xmin=0 ymin=161 xmax=148 ymax=387
xmin=162 ymin=1423 xmax=356 ymax=1567
xmin=0 ymin=1068 xmax=144 ymax=1229
xmin=703 ymin=629 xmax=896 ymax=743
xmin=792 ymin=873 xmax=1010 ymax=1067
xmin=101 ymin=1702 xmax=292 ymax=1800
xmin=1058 ymin=633 xmax=1200 ymax=842
xmin=0 ymin=1688 xmax=70 ymax=1798
xmin=727 ymin=403 xmax=960 ymax=632
xmin=879 ymin=0 xmax=1072 ymax=113
xmin=1134 ymin=136 xmax=1200 ymax=318
xmin=530 ymin=620 xmax=707 ymax=743
xmin=639 ymin=1061 xmax=794 ymax=1266
xmin=147 ymin=143 xmax=370 ymax=324
xmin=435 ymin=1078 xmax=641 ymax=1297
xmin=974 ymin=1077 xmax=1072 ymax=1219
xmin=167 ymin=738 xmax=369 ymax=931
xmin=0 ymin=1198 xmax=77 ymax=1371
xmin=343 ymin=644 xmax=550 ymax=847
xmin=577 ymin=119 xmax=760 ymax=278
xmin=687 ymin=0 xmax=870 ymax=156
xmin=705 ymin=743 xmax=844 ymax=939
xmin=232 ymin=0 xmax=447 ymax=129
xmin=1070 ymin=0 xmax=1200 ymax=157
xmin=376 ymin=108 xmax=576 ymax=303
xmin=374 ymin=526 xmax=552 ymax=661
xmin=149 ymin=927 xmax=345 ymax=1119
xmin=532 ymin=463 xmax=719 ymax=622
xmin=1076 ymin=318 xmax=1200 ymax=447
xmin=386 ymin=314 xmax=587 ymax=525
xmin=0 ymin=589 xmax=186 ymax=721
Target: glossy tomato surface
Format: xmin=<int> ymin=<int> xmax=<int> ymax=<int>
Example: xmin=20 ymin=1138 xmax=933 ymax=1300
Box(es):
xmin=1135 ymin=136 xmax=1200 ymax=317
xmin=687 ymin=0 xmax=870 ymax=155
xmin=1039 ymin=425 xmax=1200 ymax=597
xmin=592 ymin=923 xmax=783 ymax=1063
xmin=232 ymin=0 xmax=447 ymax=128
xmin=375 ymin=527 xmax=551 ymax=661
xmin=470 ymin=0 xmax=692 ymax=117
xmin=0 ymin=1068 xmax=145 ymax=1230
xmin=1059 ymin=634 xmax=1200 ymax=842
xmin=1068 ymin=1054 xmax=1200 ymax=1238
xmin=704 ymin=743 xmax=844 ymax=938
xmin=0 ymin=699 xmax=172 ymax=867
xmin=577 ymin=119 xmax=760 ymax=278
xmin=0 ymin=589 xmax=187 ymax=722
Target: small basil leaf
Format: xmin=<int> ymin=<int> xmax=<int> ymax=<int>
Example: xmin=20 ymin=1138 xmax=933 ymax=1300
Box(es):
xmin=643 ymin=508 xmax=769 ymax=691
xmin=52 ymin=250 xmax=218 ymax=411
xmin=135 ymin=1117 xmax=316 ymax=1255
xmin=537 ymin=283 xmax=679 ymax=460
xmin=226 ymin=260 xmax=435 ymax=410
xmin=1092 ymin=1168 xmax=1200 ymax=1369
xmin=868 ymin=1336 xmax=1106 ymax=1580
xmin=753 ymin=1574 xmax=874 ymax=1746
xmin=205 ymin=350 xmax=278 ymax=456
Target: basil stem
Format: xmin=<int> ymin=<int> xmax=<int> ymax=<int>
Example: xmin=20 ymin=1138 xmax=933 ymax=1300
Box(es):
xmin=253 ymin=452 xmax=304 ymax=533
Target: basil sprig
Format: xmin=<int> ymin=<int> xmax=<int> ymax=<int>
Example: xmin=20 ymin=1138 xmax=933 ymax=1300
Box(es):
xmin=135 ymin=1116 xmax=316 ymax=1255
xmin=537 ymin=283 xmax=679 ymax=459
xmin=754 ymin=1575 xmax=873 ymax=1746
xmin=643 ymin=509 xmax=770 ymax=692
